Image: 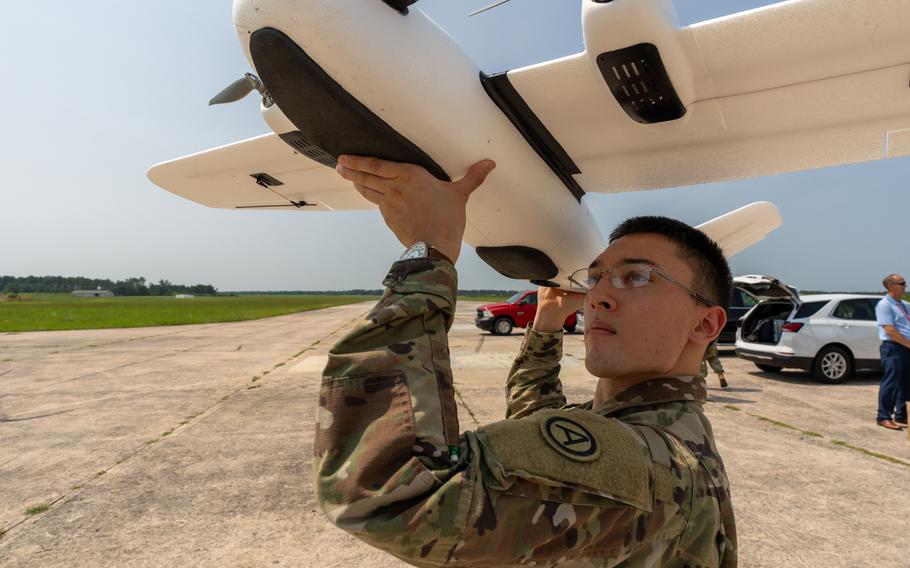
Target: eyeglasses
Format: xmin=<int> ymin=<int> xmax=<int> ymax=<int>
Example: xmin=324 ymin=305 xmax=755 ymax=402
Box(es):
xmin=568 ymin=262 xmax=714 ymax=306
xmin=892 ymin=281 xmax=907 ymax=286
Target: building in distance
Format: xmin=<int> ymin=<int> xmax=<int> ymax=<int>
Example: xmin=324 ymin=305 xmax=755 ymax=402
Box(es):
xmin=72 ymin=289 xmax=114 ymax=298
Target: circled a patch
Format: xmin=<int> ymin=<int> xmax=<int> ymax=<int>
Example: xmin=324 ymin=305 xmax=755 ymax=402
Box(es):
xmin=540 ymin=416 xmax=600 ymax=462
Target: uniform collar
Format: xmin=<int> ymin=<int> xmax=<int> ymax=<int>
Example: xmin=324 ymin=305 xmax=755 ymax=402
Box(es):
xmin=591 ymin=376 xmax=707 ymax=416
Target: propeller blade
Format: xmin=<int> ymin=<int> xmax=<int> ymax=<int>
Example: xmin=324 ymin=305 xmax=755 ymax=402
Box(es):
xmin=468 ymin=0 xmax=512 ymax=17
xmin=208 ymin=76 xmax=256 ymax=106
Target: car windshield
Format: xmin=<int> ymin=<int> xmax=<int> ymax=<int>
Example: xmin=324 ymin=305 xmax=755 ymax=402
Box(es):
xmin=506 ymin=292 xmax=525 ymax=304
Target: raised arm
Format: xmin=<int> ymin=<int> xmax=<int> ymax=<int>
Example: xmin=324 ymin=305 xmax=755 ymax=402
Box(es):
xmin=506 ymin=287 xmax=584 ymax=418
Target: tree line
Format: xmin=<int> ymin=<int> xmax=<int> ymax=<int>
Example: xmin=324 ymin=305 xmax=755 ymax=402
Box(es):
xmin=226 ymin=289 xmax=518 ymax=296
xmin=0 ymin=275 xmax=217 ymax=296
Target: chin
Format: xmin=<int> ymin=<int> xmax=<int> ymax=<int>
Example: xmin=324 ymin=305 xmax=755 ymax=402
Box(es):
xmin=585 ymin=357 xmax=669 ymax=381
xmin=584 ymin=357 xmax=619 ymax=379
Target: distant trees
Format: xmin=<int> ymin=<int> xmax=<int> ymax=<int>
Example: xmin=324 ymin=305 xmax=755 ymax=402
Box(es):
xmin=0 ymin=275 xmax=217 ymax=296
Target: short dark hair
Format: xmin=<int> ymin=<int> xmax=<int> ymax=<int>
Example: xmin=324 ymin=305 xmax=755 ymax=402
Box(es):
xmin=609 ymin=216 xmax=733 ymax=310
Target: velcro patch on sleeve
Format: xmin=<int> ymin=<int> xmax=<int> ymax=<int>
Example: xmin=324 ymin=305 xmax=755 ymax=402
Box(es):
xmin=477 ymin=410 xmax=651 ymax=511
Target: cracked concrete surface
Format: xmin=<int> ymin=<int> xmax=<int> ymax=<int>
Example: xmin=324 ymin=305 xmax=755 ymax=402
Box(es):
xmin=1 ymin=301 xmax=908 ymax=567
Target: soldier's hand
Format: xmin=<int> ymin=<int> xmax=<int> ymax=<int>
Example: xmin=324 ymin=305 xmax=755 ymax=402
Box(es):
xmin=532 ymin=286 xmax=585 ymax=333
xmin=336 ymin=155 xmax=496 ymax=263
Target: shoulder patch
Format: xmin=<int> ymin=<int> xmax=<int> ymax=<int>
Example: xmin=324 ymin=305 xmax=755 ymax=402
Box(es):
xmin=540 ymin=416 xmax=600 ymax=462
xmin=477 ymin=409 xmax=652 ymax=511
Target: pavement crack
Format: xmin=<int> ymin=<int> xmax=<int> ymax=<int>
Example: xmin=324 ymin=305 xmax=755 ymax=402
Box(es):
xmin=721 ymin=405 xmax=910 ymax=469
xmin=453 ymin=385 xmax=480 ymax=427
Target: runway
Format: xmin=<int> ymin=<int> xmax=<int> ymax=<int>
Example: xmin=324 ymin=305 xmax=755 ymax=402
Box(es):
xmin=1 ymin=300 xmax=908 ymax=567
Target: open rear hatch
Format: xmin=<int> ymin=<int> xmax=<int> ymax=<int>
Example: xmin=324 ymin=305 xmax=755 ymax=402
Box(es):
xmin=735 ymin=275 xmax=799 ymax=345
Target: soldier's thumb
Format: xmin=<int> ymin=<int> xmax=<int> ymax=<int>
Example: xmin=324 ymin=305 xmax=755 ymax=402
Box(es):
xmin=455 ymin=160 xmax=495 ymax=197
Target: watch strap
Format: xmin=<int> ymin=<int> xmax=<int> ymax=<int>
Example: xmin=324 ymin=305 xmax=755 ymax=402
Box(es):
xmin=427 ymin=247 xmax=452 ymax=264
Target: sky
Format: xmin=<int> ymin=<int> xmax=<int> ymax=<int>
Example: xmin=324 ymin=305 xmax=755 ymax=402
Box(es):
xmin=0 ymin=0 xmax=903 ymax=292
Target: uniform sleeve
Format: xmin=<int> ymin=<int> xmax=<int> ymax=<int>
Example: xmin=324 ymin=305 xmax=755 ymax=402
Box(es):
xmin=505 ymin=328 xmax=568 ymax=419
xmin=314 ymin=260 xmax=699 ymax=567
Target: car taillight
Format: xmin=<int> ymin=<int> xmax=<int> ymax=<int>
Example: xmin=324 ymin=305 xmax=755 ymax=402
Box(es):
xmin=782 ymin=322 xmax=803 ymax=333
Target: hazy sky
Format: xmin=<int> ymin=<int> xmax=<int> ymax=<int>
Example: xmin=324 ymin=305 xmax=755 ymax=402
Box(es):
xmin=0 ymin=1 xmax=903 ymax=292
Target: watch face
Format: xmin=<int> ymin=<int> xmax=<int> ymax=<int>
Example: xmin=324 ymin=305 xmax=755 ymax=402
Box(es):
xmin=401 ymin=241 xmax=428 ymax=260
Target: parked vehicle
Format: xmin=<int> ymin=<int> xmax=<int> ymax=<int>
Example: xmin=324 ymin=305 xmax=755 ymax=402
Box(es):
xmin=475 ymin=291 xmax=577 ymax=335
xmin=734 ymin=275 xmax=882 ymax=383
xmin=718 ymin=286 xmax=762 ymax=345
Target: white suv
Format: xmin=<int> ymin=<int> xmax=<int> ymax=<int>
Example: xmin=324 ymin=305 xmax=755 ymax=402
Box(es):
xmin=733 ymin=276 xmax=882 ymax=383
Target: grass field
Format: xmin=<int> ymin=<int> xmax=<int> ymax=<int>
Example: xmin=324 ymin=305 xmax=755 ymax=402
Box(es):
xmin=0 ymin=294 xmax=377 ymax=332
xmin=457 ymin=295 xmax=510 ymax=304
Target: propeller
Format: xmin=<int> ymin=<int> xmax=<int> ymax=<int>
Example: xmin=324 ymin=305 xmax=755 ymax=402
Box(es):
xmin=209 ymin=73 xmax=273 ymax=107
xmin=468 ymin=0 xmax=513 ymax=17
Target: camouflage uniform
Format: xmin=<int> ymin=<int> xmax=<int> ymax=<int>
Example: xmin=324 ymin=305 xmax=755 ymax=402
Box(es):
xmin=697 ymin=341 xmax=727 ymax=387
xmin=315 ymin=259 xmax=737 ymax=567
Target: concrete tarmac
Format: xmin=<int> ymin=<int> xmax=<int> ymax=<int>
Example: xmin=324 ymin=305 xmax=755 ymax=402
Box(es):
xmin=1 ymin=301 xmax=908 ymax=567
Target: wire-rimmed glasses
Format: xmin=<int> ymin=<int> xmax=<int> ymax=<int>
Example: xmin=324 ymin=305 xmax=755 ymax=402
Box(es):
xmin=568 ymin=262 xmax=713 ymax=306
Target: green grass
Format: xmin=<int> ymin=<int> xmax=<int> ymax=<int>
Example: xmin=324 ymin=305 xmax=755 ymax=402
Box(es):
xmin=25 ymin=504 xmax=49 ymax=516
xmin=725 ymin=406 xmax=909 ymax=467
xmin=831 ymin=440 xmax=910 ymax=467
xmin=457 ymin=295 xmax=510 ymax=303
xmin=0 ymin=294 xmax=376 ymax=332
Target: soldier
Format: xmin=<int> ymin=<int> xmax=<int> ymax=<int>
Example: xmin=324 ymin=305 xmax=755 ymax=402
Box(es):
xmin=698 ymin=340 xmax=729 ymax=388
xmin=315 ymin=155 xmax=737 ymax=566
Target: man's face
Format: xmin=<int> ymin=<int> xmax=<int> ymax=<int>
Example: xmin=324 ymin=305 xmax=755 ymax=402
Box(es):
xmin=583 ymin=233 xmax=708 ymax=380
xmin=888 ymin=275 xmax=907 ymax=298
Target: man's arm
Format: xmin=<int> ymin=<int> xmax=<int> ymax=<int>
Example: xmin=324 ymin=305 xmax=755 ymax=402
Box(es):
xmin=883 ymin=324 xmax=910 ymax=348
xmin=505 ymin=288 xmax=584 ymax=419
xmin=314 ymin=258 xmax=470 ymax=557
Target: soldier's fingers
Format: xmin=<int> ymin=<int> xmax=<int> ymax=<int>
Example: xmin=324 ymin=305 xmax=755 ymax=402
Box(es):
xmin=454 ymin=159 xmax=495 ymax=198
xmin=338 ymin=155 xmax=401 ymax=180
xmin=353 ymin=183 xmax=384 ymax=206
xmin=336 ymin=163 xmax=393 ymax=193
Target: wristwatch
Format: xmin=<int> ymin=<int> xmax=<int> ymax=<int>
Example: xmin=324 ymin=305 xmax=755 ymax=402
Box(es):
xmin=400 ymin=241 xmax=451 ymax=263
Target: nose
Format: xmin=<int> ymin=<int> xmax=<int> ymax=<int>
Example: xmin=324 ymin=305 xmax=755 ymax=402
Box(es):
xmin=587 ymin=278 xmax=618 ymax=312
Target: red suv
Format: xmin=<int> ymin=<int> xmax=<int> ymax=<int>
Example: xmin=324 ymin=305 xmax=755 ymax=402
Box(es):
xmin=474 ymin=291 xmax=578 ymax=335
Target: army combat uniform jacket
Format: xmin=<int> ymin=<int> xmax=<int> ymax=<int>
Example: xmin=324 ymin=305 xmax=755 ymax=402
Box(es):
xmin=315 ymin=259 xmax=737 ymax=567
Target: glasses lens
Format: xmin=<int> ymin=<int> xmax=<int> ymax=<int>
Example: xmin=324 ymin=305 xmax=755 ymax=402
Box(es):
xmin=568 ymin=268 xmax=595 ymax=291
xmin=611 ymin=265 xmax=651 ymax=289
xmin=896 ymin=282 xmax=907 ymax=286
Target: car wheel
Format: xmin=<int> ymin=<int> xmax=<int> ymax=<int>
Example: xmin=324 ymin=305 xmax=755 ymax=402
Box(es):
xmin=812 ymin=346 xmax=852 ymax=383
xmin=755 ymin=363 xmax=783 ymax=373
xmin=563 ymin=323 xmax=577 ymax=334
xmin=493 ymin=317 xmax=513 ymax=336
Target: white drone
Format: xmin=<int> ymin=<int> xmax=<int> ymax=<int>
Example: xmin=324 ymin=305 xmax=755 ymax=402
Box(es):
xmin=148 ymin=0 xmax=910 ymax=286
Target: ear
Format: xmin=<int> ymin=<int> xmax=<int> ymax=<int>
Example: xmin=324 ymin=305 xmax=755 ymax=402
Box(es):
xmin=690 ymin=306 xmax=727 ymax=345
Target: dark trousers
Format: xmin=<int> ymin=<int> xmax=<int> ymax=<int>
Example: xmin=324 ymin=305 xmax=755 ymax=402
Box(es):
xmin=877 ymin=341 xmax=909 ymax=422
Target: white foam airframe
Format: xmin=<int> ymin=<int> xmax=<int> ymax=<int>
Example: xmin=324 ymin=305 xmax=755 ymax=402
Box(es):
xmin=147 ymin=0 xmax=910 ymax=287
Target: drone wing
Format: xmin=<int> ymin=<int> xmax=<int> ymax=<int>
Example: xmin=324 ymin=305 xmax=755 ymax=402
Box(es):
xmin=147 ymin=133 xmax=371 ymax=211
xmin=505 ymin=0 xmax=910 ymax=194
xmin=696 ymin=201 xmax=781 ymax=258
